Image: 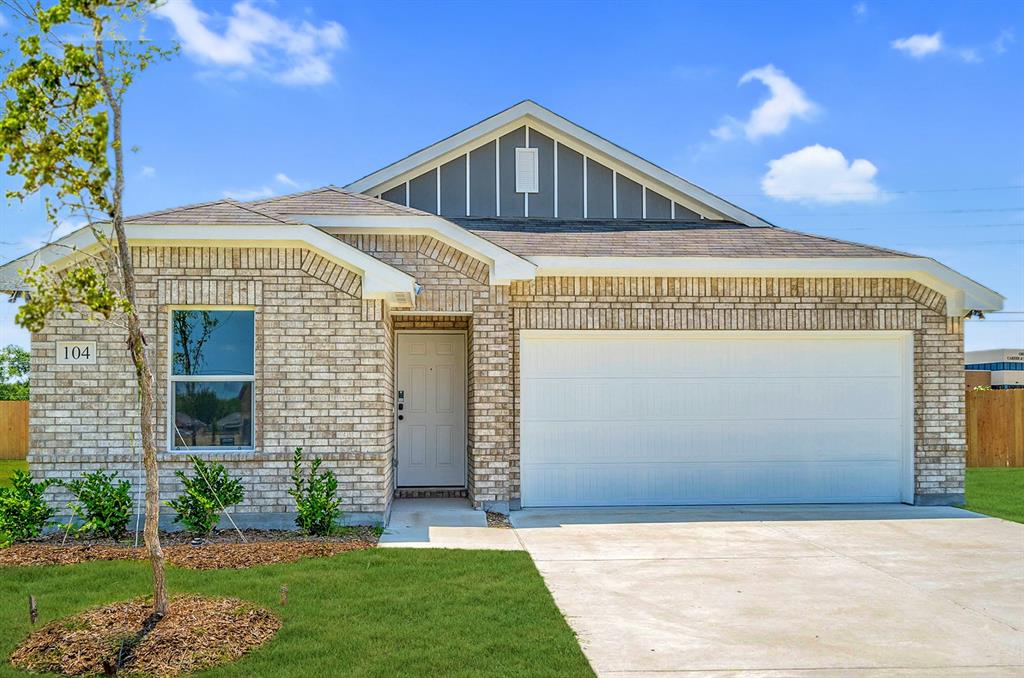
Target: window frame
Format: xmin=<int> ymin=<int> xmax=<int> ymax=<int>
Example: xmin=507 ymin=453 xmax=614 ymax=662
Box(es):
xmin=167 ymin=305 xmax=256 ymax=452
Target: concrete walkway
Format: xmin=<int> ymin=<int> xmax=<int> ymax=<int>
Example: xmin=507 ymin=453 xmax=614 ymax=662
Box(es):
xmin=510 ymin=504 xmax=1024 ymax=677
xmin=379 ymin=498 xmax=521 ymax=550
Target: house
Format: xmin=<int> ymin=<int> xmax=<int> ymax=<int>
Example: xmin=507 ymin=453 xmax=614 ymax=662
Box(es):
xmin=965 ymin=349 xmax=1024 ymax=389
xmin=0 ymin=101 xmax=1004 ymax=524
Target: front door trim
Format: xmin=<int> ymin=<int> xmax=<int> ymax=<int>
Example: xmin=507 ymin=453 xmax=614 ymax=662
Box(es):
xmin=395 ymin=330 xmax=468 ymax=488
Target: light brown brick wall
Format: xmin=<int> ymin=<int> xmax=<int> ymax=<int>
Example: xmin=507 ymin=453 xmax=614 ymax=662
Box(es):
xmin=338 ymin=234 xmax=489 ymax=313
xmin=30 ymin=246 xmax=393 ymax=519
xmin=342 ymin=236 xmax=515 ymax=506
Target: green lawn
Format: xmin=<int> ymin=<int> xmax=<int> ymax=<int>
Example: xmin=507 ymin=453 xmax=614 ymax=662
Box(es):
xmin=0 ymin=460 xmax=27 ymax=488
xmin=960 ymin=468 xmax=1024 ymax=524
xmin=0 ymin=549 xmax=592 ymax=677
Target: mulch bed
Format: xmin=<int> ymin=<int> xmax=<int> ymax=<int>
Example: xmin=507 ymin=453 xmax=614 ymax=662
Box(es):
xmin=10 ymin=594 xmax=279 ymax=676
xmin=485 ymin=512 xmax=512 ymax=528
xmin=0 ymin=528 xmax=378 ymax=569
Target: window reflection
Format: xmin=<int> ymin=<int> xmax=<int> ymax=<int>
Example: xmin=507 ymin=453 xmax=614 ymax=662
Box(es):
xmin=172 ymin=310 xmax=254 ymax=376
xmin=170 ymin=309 xmax=255 ymax=451
xmin=173 ymin=382 xmax=253 ymax=449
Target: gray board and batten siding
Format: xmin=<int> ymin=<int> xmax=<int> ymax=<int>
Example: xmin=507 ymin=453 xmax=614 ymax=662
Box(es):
xmin=373 ymin=125 xmax=702 ymax=221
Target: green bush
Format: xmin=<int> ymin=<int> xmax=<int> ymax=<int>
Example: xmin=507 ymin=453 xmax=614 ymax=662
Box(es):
xmin=0 ymin=470 xmax=56 ymax=545
xmin=288 ymin=447 xmax=342 ymax=536
xmin=166 ymin=456 xmax=244 ymax=537
xmin=63 ymin=470 xmax=133 ymax=541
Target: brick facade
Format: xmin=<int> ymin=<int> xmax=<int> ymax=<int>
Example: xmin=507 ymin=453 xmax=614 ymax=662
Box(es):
xmin=31 ymin=246 xmax=394 ymax=523
xmin=28 ymin=239 xmax=968 ymax=524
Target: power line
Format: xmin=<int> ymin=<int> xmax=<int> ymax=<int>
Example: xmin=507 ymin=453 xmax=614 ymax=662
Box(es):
xmin=723 ymin=185 xmax=1024 ymax=198
xmin=772 ymin=207 xmax=1024 ymax=217
xmin=888 ymin=240 xmax=1024 ymax=247
xmin=812 ymin=222 xmax=1023 ymax=231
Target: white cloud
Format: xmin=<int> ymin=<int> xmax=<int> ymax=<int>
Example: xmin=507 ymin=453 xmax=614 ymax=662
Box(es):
xmin=709 ymin=118 xmax=739 ymax=141
xmin=761 ymin=145 xmax=883 ymax=204
xmin=853 ymin=2 xmax=867 ymax=17
xmin=992 ymin=28 xmax=1015 ymax=55
xmin=223 ymin=185 xmax=275 ymax=200
xmin=140 ymin=165 xmax=157 ymax=178
xmin=957 ymin=48 xmax=982 ymax=63
xmin=891 ymin=29 xmax=1011 ymax=64
xmin=224 ymin=172 xmax=304 ymax=200
xmin=710 ymin=65 xmax=818 ymax=142
xmin=274 ymin=173 xmax=300 ymax=188
xmin=155 ymin=0 xmax=347 ymax=85
xmin=891 ymin=32 xmax=944 ymax=58
xmin=20 ymin=219 xmax=86 ymax=251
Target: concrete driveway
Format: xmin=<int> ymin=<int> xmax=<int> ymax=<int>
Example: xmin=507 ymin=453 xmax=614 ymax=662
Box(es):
xmin=510 ymin=505 xmax=1024 ymax=677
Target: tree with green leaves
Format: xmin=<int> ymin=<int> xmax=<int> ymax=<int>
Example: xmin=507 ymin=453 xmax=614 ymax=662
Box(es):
xmin=0 ymin=344 xmax=30 ymax=400
xmin=0 ymin=0 xmax=174 ymax=617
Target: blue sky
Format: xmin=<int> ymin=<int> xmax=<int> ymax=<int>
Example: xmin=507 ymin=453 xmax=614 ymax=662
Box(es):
xmin=1 ymin=0 xmax=1021 ymax=351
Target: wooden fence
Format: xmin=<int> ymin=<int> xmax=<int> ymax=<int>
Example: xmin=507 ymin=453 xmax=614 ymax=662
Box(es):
xmin=0 ymin=400 xmax=29 ymax=460
xmin=967 ymin=389 xmax=1024 ymax=467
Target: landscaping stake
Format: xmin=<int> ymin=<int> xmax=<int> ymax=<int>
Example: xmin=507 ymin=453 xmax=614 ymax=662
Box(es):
xmin=173 ymin=424 xmax=247 ymax=543
xmin=28 ymin=595 xmax=37 ymax=625
xmin=279 ymin=585 xmax=288 ymax=607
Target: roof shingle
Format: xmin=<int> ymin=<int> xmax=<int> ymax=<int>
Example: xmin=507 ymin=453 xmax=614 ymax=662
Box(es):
xmin=451 ymin=218 xmax=911 ymax=258
xmin=126 ymin=199 xmax=294 ymax=225
xmin=252 ymin=186 xmax=431 ymax=217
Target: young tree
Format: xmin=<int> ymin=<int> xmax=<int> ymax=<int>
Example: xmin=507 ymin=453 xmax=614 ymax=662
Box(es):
xmin=0 ymin=0 xmax=173 ymax=616
xmin=0 ymin=344 xmax=30 ymax=400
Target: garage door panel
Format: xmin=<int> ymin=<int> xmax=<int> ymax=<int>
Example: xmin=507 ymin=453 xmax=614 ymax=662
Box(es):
xmin=521 ymin=460 xmax=903 ymax=506
xmin=520 ymin=332 xmax=911 ymax=507
xmin=522 ymin=419 xmax=903 ymax=465
xmin=523 ymin=336 xmax=903 ymax=380
xmin=521 ymin=377 xmax=903 ymax=422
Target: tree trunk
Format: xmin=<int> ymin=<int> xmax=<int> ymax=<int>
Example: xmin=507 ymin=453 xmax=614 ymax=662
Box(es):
xmin=95 ymin=20 xmax=169 ymax=617
xmin=129 ymin=309 xmax=168 ymax=617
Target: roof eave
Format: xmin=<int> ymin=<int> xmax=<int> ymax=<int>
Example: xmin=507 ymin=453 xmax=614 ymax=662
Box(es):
xmin=524 ymin=255 xmax=1004 ymax=316
xmin=292 ymin=213 xmax=537 ymax=285
xmin=0 ymin=223 xmax=418 ymax=306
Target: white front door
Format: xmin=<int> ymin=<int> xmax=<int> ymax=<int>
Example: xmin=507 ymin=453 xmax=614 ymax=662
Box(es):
xmin=396 ymin=333 xmax=467 ymax=487
xmin=520 ymin=330 xmax=914 ymax=507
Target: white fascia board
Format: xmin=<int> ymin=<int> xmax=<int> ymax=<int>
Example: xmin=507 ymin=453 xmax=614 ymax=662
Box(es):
xmin=294 ymin=214 xmax=537 ymax=285
xmin=0 ymin=223 xmax=417 ymax=302
xmin=343 ymin=101 xmax=772 ymax=228
xmin=0 ymin=223 xmax=109 ymax=291
xmin=527 ymin=256 xmax=1005 ymax=316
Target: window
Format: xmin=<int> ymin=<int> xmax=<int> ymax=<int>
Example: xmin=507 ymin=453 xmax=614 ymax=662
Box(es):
xmin=170 ymin=309 xmax=255 ymax=450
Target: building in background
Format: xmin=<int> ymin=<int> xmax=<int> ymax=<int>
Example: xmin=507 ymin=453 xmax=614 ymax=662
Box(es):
xmin=965 ymin=349 xmax=1024 ymax=389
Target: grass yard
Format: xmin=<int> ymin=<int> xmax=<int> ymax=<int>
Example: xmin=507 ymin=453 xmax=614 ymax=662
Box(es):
xmin=960 ymin=468 xmax=1024 ymax=524
xmin=0 ymin=549 xmax=593 ymax=677
xmin=0 ymin=460 xmax=27 ymax=488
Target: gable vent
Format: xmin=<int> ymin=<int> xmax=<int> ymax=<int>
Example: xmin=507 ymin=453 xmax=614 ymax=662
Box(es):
xmin=515 ymin=147 xmax=539 ymax=193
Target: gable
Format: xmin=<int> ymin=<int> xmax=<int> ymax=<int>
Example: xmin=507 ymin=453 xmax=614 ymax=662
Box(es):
xmin=345 ymin=101 xmax=771 ymax=227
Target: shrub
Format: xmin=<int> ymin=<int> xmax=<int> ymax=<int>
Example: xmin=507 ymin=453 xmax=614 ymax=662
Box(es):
xmin=288 ymin=447 xmax=342 ymax=536
xmin=0 ymin=471 xmax=57 ymax=545
xmin=63 ymin=470 xmax=133 ymax=541
xmin=166 ymin=456 xmax=244 ymax=537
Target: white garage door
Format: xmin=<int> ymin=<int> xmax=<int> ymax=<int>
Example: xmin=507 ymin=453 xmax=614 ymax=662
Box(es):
xmin=520 ymin=331 xmax=913 ymax=507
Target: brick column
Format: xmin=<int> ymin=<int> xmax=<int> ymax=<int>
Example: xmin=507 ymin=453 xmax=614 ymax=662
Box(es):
xmin=913 ymin=315 xmax=967 ymax=504
xmin=467 ymin=286 xmax=514 ymax=512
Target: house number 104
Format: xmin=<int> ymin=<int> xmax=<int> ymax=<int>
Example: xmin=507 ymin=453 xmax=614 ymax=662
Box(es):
xmin=56 ymin=341 xmax=97 ymax=365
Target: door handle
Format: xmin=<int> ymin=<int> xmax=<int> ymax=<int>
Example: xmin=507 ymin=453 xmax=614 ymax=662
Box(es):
xmin=398 ymin=415 xmax=404 ymax=421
